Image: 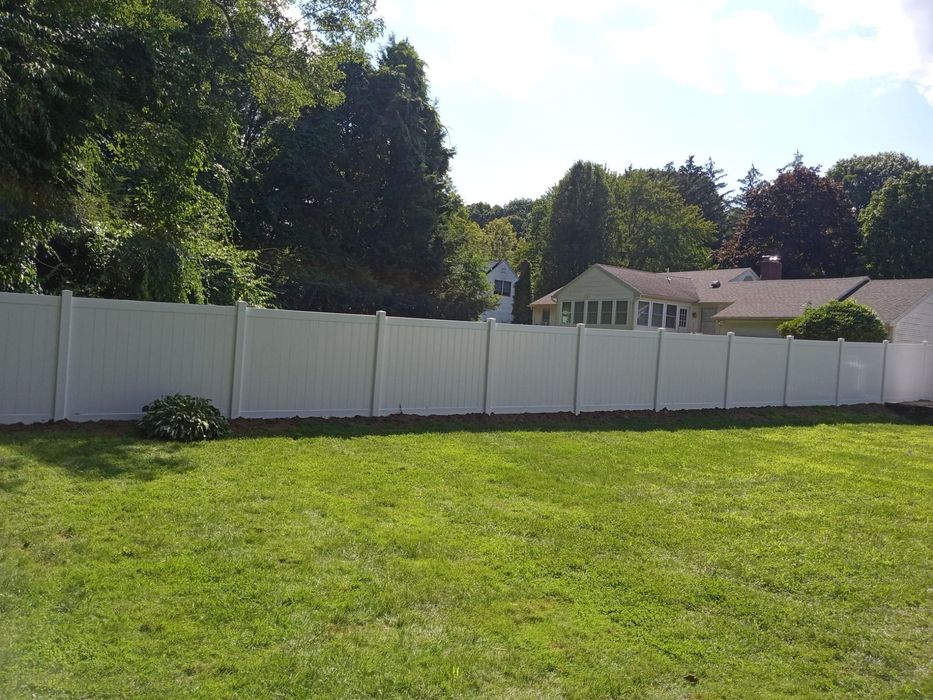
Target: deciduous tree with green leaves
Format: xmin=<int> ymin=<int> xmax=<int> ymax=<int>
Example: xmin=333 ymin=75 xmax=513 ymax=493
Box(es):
xmin=860 ymin=166 xmax=933 ymax=278
xmin=828 ymin=152 xmax=920 ymax=214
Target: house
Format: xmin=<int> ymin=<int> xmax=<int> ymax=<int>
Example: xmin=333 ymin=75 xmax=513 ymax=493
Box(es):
xmin=482 ymin=260 xmax=518 ymax=323
xmin=530 ymin=257 xmax=933 ymax=340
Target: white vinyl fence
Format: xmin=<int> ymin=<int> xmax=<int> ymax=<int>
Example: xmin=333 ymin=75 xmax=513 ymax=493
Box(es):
xmin=1 ymin=291 xmax=931 ymax=424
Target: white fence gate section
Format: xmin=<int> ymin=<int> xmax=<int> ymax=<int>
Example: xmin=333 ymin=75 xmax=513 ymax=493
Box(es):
xmin=1 ymin=291 xmax=931 ymax=424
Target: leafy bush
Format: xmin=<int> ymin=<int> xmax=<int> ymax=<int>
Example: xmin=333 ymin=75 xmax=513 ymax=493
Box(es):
xmin=139 ymin=394 xmax=230 ymax=442
xmin=777 ymin=300 xmax=887 ymax=342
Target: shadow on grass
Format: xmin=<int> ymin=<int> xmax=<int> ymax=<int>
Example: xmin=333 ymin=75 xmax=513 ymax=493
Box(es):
xmin=0 ymin=406 xmax=922 ymax=451
xmin=226 ymin=404 xmax=920 ymax=440
xmin=0 ymin=434 xmax=194 ymax=483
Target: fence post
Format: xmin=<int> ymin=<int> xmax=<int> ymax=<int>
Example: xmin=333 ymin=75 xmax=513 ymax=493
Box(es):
xmin=483 ymin=318 xmax=497 ymax=415
xmin=573 ymin=323 xmax=586 ymax=415
xmin=53 ymin=290 xmax=74 ymax=421
xmin=923 ymin=341 xmax=931 ymax=401
xmin=879 ymin=339 xmax=889 ymax=404
xmin=833 ymin=337 xmax=845 ymax=406
xmin=722 ymin=332 xmax=734 ymax=409
xmin=782 ymin=335 xmax=794 ymax=407
xmin=229 ymin=301 xmax=248 ymax=419
xmin=653 ymin=328 xmax=665 ymax=411
xmin=370 ymin=311 xmax=388 ymax=417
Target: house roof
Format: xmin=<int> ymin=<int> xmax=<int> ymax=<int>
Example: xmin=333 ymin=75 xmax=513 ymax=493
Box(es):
xmin=846 ymin=279 xmax=933 ymax=323
xmin=711 ymin=277 xmax=870 ymax=320
xmin=530 ymin=289 xmax=560 ymax=307
xmin=667 ymin=268 xmax=757 ymax=289
xmin=595 ymin=264 xmax=699 ymax=302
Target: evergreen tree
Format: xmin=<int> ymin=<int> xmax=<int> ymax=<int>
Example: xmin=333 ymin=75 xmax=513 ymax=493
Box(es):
xmin=537 ymin=161 xmax=615 ymax=293
xmin=512 ymin=260 xmax=533 ymax=324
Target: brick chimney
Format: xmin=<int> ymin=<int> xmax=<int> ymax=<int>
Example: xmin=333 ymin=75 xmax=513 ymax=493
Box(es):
xmin=759 ymin=255 xmax=782 ymax=280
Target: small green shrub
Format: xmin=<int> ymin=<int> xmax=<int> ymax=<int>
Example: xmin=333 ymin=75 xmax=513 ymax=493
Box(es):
xmin=777 ymin=300 xmax=887 ymax=342
xmin=140 ymin=394 xmax=230 ymax=441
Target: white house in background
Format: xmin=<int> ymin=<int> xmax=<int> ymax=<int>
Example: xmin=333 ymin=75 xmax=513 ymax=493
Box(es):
xmin=482 ymin=260 xmax=518 ymax=323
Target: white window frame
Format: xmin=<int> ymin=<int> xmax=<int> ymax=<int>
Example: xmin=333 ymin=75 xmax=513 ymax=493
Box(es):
xmin=637 ymin=300 xmax=650 ymax=327
xmin=678 ymin=308 xmax=688 ymax=329
xmin=561 ymin=301 xmax=572 ymax=325
xmin=494 ymin=279 xmax=512 ymax=296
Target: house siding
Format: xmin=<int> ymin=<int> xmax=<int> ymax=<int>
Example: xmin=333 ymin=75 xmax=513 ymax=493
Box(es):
xmin=891 ymin=292 xmax=933 ymax=342
xmin=482 ymin=262 xmax=518 ymax=323
xmin=554 ymin=267 xmax=637 ymax=329
xmin=717 ymin=319 xmax=783 ymax=338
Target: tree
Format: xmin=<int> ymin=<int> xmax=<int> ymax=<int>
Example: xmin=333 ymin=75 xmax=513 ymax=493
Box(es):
xmin=777 ymin=300 xmax=887 ymax=342
xmin=860 ymin=166 xmax=933 ymax=278
xmin=237 ymin=38 xmax=488 ymax=318
xmin=828 ymin=152 xmax=920 ymax=214
xmin=0 ymin=0 xmax=380 ymax=303
xmin=537 ymin=161 xmax=615 ymax=293
xmin=483 ymin=218 xmax=518 ymax=262
xmin=650 ymin=156 xmax=729 ymax=241
xmin=716 ymin=163 xmax=859 ymax=278
xmin=512 ymin=260 xmax=533 ymax=324
xmin=611 ymin=170 xmax=716 ymax=272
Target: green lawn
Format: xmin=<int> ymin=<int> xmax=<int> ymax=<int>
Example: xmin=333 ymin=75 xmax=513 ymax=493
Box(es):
xmin=0 ymin=408 xmax=931 ymax=699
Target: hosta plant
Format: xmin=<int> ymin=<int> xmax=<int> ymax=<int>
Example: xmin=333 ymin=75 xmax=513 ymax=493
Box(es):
xmin=139 ymin=394 xmax=230 ymax=441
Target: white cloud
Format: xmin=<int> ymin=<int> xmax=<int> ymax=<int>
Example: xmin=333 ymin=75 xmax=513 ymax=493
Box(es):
xmin=376 ymin=0 xmax=933 ymax=105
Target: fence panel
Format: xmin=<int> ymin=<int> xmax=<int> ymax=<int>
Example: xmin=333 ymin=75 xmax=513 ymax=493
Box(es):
xmin=581 ymin=329 xmax=658 ymax=411
xmin=1 ymin=291 xmax=930 ymax=424
xmin=0 ymin=293 xmax=60 ymax=423
xmin=241 ymin=309 xmax=376 ymax=418
xmin=65 ymin=298 xmax=234 ymax=420
xmin=727 ymin=336 xmax=788 ymax=408
xmin=490 ymin=325 xmax=577 ymax=413
xmin=884 ymin=342 xmax=926 ymax=403
xmin=839 ymin=342 xmax=884 ymax=405
xmin=381 ymin=318 xmax=487 ymax=415
xmin=659 ymin=333 xmax=730 ymax=409
xmin=785 ymin=339 xmax=839 ymax=406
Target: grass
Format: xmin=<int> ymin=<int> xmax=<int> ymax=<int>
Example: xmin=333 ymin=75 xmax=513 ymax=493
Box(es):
xmin=0 ymin=407 xmax=930 ymax=699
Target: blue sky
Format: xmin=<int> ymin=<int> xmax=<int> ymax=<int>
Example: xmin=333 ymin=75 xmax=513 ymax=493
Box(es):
xmin=375 ymin=0 xmax=933 ymax=205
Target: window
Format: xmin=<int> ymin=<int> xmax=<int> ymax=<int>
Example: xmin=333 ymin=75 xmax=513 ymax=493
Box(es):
xmin=678 ymin=308 xmax=688 ymax=328
xmin=573 ymin=301 xmax=585 ymax=324
xmin=598 ymin=301 xmax=612 ymax=325
xmin=585 ymin=301 xmax=599 ymax=325
xmin=561 ymin=301 xmax=572 ymax=325
xmin=651 ymin=302 xmax=664 ymax=328
xmin=542 ymin=308 xmax=551 ymax=326
xmin=615 ymin=300 xmax=629 ymax=326
xmin=493 ymin=279 xmax=512 ymax=296
xmin=637 ymin=301 xmax=650 ymax=326
xmin=665 ymin=304 xmax=677 ymax=329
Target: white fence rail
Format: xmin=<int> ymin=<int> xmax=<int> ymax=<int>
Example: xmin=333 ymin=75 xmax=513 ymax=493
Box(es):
xmin=1 ymin=291 xmax=931 ymax=424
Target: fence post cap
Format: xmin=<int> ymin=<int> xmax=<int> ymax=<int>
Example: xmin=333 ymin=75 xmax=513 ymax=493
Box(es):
xmin=375 ymin=310 xmax=386 ymax=319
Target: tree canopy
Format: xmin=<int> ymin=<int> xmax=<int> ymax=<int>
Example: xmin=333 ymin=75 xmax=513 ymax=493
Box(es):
xmin=717 ymin=163 xmax=859 ymax=279
xmin=828 ymin=152 xmax=920 ymax=214
xmin=860 ymin=166 xmax=933 ymax=279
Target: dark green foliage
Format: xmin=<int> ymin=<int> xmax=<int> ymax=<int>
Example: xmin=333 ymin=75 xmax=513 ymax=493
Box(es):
xmin=777 ymin=300 xmax=887 ymax=342
xmin=139 ymin=394 xmax=230 ymax=442
xmin=828 ymin=152 xmax=920 ymax=213
xmin=650 ymin=156 xmax=729 ymax=242
xmin=0 ymin=0 xmax=379 ymax=304
xmin=237 ymin=39 xmax=487 ymax=319
xmin=466 ymin=198 xmax=534 ymax=235
xmin=860 ymin=166 xmax=933 ymax=278
xmin=512 ymin=259 xmax=533 ymax=324
xmin=717 ymin=163 xmax=859 ymax=278
xmin=537 ymin=161 xmax=615 ymax=293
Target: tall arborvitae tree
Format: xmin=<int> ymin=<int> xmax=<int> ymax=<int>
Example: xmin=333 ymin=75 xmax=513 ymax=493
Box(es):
xmin=239 ymin=38 xmax=489 ymax=318
xmin=512 ymin=259 xmax=533 ymax=324
xmin=537 ymin=161 xmax=615 ymax=294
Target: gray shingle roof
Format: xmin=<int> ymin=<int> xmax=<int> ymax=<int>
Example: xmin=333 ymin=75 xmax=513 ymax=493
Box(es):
xmin=711 ymin=277 xmax=869 ymax=319
xmin=595 ymin=264 xmax=699 ymax=302
xmin=847 ymin=279 xmax=933 ymax=323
